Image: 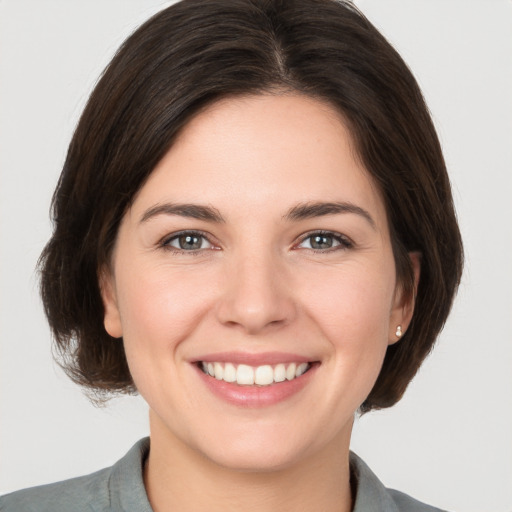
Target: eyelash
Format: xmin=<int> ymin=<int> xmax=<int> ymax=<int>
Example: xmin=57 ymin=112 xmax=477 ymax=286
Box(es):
xmin=160 ymin=230 xmax=215 ymax=255
xmin=159 ymin=230 xmax=353 ymax=254
xmin=295 ymin=230 xmax=354 ymax=252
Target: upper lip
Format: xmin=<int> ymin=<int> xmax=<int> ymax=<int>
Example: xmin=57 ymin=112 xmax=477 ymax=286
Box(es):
xmin=191 ymin=351 xmax=315 ymax=366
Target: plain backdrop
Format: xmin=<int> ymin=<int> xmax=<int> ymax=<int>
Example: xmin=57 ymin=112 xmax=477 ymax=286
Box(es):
xmin=1 ymin=1 xmax=511 ymax=511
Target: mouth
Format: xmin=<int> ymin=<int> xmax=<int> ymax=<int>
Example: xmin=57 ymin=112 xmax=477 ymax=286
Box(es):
xmin=193 ymin=352 xmax=318 ymax=407
xmin=198 ymin=361 xmax=312 ymax=386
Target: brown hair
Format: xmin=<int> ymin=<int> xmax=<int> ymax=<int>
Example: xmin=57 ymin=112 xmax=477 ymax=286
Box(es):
xmin=39 ymin=0 xmax=463 ymax=411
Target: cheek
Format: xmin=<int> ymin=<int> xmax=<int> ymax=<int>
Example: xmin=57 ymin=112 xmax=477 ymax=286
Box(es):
xmin=296 ymin=259 xmax=395 ymax=384
xmin=300 ymin=263 xmax=394 ymax=335
xmin=305 ymin=265 xmax=395 ymax=409
xmin=115 ymin=261 xmax=217 ymax=360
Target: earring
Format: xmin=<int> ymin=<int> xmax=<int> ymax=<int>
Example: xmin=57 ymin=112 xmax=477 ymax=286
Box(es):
xmin=395 ymin=325 xmax=402 ymax=338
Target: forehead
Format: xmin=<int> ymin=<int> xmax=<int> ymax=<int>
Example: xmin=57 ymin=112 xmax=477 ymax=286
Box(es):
xmin=128 ymin=94 xmax=387 ymax=228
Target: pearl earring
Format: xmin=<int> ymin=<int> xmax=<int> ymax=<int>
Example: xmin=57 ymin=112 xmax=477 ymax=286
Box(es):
xmin=395 ymin=325 xmax=402 ymax=338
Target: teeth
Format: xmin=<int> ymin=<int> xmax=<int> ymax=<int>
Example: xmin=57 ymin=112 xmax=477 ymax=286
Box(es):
xmin=236 ymin=364 xmax=254 ymax=385
xmin=200 ymin=361 xmax=311 ymax=386
xmin=254 ymin=365 xmax=274 ymax=386
xmin=213 ymin=362 xmax=224 ymax=380
xmin=223 ymin=362 xmax=237 ymax=383
xmin=274 ymin=363 xmax=286 ymax=382
xmin=286 ymin=363 xmax=296 ymax=381
xmin=296 ymin=362 xmax=309 ymax=377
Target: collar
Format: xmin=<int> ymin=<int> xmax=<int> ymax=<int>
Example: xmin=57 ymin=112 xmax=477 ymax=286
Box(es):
xmin=108 ymin=438 xmax=400 ymax=512
xmin=350 ymin=451 xmax=400 ymax=512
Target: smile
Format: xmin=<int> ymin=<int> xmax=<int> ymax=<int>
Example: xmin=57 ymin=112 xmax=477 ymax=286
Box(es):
xmin=200 ymin=361 xmax=311 ymax=386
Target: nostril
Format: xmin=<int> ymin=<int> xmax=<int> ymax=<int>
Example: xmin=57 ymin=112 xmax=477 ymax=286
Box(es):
xmin=216 ymin=295 xmax=295 ymax=334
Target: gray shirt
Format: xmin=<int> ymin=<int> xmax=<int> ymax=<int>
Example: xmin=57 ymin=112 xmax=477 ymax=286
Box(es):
xmin=0 ymin=438 xmax=447 ymax=511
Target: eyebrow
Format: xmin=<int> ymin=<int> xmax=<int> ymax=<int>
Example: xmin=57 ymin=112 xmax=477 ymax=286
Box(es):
xmin=140 ymin=203 xmax=225 ymax=224
xmin=284 ymin=201 xmax=376 ymax=230
xmin=139 ymin=200 xmax=376 ymax=229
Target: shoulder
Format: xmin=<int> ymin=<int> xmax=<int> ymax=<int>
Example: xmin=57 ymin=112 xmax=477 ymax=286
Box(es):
xmin=350 ymin=451 xmax=449 ymax=512
xmin=0 ymin=467 xmax=111 ymax=512
xmin=0 ymin=438 xmax=151 ymax=512
xmin=387 ymin=488 xmax=449 ymax=512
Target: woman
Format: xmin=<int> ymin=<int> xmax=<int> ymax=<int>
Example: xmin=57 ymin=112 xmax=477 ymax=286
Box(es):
xmin=0 ymin=1 xmax=464 ymax=510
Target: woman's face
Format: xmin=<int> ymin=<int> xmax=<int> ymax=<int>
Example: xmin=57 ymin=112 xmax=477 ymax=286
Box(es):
xmin=102 ymin=94 xmax=413 ymax=471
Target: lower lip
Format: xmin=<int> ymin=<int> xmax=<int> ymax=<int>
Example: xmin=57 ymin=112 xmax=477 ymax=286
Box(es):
xmin=195 ymin=364 xmax=317 ymax=408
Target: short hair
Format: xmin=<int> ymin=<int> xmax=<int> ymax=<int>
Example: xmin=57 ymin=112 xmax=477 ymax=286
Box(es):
xmin=39 ymin=0 xmax=463 ymax=411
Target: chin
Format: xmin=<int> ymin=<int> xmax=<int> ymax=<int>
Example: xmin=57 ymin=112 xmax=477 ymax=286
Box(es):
xmin=184 ymin=414 xmax=348 ymax=473
xmin=200 ymin=437 xmax=311 ymax=473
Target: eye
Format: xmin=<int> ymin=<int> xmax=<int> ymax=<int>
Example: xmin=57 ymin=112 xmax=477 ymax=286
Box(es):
xmin=297 ymin=231 xmax=352 ymax=251
xmin=163 ymin=231 xmax=213 ymax=251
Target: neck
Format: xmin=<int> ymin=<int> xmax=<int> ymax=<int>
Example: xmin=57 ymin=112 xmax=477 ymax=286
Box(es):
xmin=144 ymin=411 xmax=354 ymax=512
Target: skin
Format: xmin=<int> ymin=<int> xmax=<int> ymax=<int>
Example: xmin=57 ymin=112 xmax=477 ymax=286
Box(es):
xmin=101 ymin=94 xmax=418 ymax=512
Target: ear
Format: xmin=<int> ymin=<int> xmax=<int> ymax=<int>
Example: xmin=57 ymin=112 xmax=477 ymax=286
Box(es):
xmin=388 ymin=252 xmax=421 ymax=345
xmin=98 ymin=266 xmax=123 ymax=338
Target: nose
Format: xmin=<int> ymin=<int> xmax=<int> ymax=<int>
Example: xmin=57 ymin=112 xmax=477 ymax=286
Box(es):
xmin=215 ymin=251 xmax=296 ymax=335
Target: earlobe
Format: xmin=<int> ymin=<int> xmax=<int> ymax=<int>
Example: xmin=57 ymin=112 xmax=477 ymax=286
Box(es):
xmin=389 ymin=252 xmax=421 ymax=345
xmin=98 ymin=266 xmax=123 ymax=338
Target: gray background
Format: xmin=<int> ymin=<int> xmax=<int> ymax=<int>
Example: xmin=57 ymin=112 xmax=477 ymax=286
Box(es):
xmin=1 ymin=1 xmax=511 ymax=511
